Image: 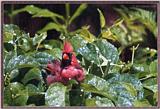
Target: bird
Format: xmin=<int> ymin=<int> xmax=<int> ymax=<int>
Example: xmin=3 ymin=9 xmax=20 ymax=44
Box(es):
xmin=46 ymin=41 xmax=85 ymax=85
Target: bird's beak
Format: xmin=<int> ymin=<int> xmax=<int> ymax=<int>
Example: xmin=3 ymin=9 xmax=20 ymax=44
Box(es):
xmin=63 ymin=53 xmax=69 ymax=60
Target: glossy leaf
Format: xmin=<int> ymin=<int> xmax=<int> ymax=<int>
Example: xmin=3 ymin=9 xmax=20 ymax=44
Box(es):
xmin=81 ymin=74 xmax=116 ymax=102
xmin=78 ymin=43 xmax=99 ymax=64
xmin=45 ymin=83 xmax=66 ymax=106
xmin=106 ymin=73 xmax=144 ymax=106
xmin=32 ymin=32 xmax=47 ymax=46
xmin=78 ymin=39 xmax=119 ymax=65
xmin=3 ymin=24 xmax=22 ymax=43
xmin=45 ymin=48 xmax=62 ymax=59
xmin=32 ymin=52 xmax=54 ymax=67
xmin=94 ymin=39 xmax=119 ymax=64
xmin=10 ymin=69 xmax=19 ymax=80
xmin=22 ymin=68 xmax=42 ymax=84
xmin=6 ymin=55 xmax=39 ymax=72
xmin=142 ymin=78 xmax=157 ymax=93
xmin=4 ymin=82 xmax=28 ymax=106
xmin=4 ymin=52 xmax=16 ymax=72
xmin=70 ymin=35 xmax=87 ymax=52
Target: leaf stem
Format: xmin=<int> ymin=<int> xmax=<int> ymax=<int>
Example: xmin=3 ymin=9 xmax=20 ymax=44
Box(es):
xmin=97 ymin=54 xmax=104 ymax=77
xmin=65 ymin=4 xmax=70 ymax=33
xmin=131 ymin=44 xmax=139 ymax=65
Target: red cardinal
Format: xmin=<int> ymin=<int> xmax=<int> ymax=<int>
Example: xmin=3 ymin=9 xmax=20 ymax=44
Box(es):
xmin=46 ymin=41 xmax=85 ymax=85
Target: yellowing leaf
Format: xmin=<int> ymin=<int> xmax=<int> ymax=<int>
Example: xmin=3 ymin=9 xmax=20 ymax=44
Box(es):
xmin=97 ymin=9 xmax=106 ymax=28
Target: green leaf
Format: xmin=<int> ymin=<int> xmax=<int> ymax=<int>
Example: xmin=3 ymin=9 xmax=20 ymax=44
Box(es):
xmin=70 ymin=35 xmax=87 ymax=52
xmin=42 ymin=39 xmax=63 ymax=50
xmin=131 ymin=63 xmax=150 ymax=78
xmin=32 ymin=52 xmax=54 ymax=67
xmin=131 ymin=8 xmax=157 ymax=37
xmin=105 ymin=73 xmax=144 ymax=106
xmin=81 ymin=74 xmax=116 ymax=102
xmin=97 ymin=9 xmax=106 ymax=28
xmin=76 ymin=27 xmax=96 ymax=42
xmin=37 ymin=22 xmax=64 ymax=33
xmin=6 ymin=55 xmax=39 ymax=72
xmin=133 ymin=99 xmax=151 ymax=107
xmin=26 ymin=84 xmax=43 ymax=96
xmin=101 ymin=29 xmax=118 ymax=41
xmin=45 ymin=83 xmax=66 ymax=106
xmin=122 ymin=82 xmax=137 ymax=97
xmin=12 ymin=5 xmax=41 ymax=15
xmin=22 ymin=68 xmax=42 ymax=84
xmin=3 ymin=24 xmax=22 ymax=43
xmin=85 ymin=98 xmax=96 ymax=106
xmin=4 ymin=82 xmax=28 ymax=106
xmin=4 ymin=52 xmax=16 ymax=72
xmin=18 ymin=33 xmax=32 ymax=52
xmin=10 ymin=69 xmax=19 ymax=80
xmin=45 ymin=48 xmax=62 ymax=59
xmin=69 ymin=4 xmax=87 ymax=24
xmin=78 ymin=43 xmax=99 ymax=64
xmin=12 ymin=5 xmax=64 ymax=20
xmin=94 ymin=39 xmax=119 ymax=64
xmin=32 ymin=32 xmax=47 ymax=46
xmin=85 ymin=96 xmax=114 ymax=107
xmin=143 ymin=78 xmax=157 ymax=93
xmin=149 ymin=60 xmax=157 ymax=74
xmin=107 ymin=73 xmax=144 ymax=96
xmin=78 ymin=39 xmax=119 ymax=65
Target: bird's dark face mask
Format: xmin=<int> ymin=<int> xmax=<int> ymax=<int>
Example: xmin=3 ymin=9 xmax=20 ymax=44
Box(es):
xmin=61 ymin=52 xmax=72 ymax=68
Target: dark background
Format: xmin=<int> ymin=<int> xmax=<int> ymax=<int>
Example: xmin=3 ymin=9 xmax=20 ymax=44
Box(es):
xmin=3 ymin=3 xmax=157 ymax=39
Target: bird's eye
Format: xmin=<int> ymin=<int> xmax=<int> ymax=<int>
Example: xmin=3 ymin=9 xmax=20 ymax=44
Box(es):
xmin=63 ymin=53 xmax=69 ymax=60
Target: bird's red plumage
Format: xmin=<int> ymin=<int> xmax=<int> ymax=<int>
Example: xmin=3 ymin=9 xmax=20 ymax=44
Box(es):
xmin=46 ymin=41 xmax=85 ymax=85
xmin=63 ymin=41 xmax=73 ymax=53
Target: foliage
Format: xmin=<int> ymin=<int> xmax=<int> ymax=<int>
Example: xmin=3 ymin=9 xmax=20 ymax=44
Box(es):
xmin=3 ymin=4 xmax=157 ymax=107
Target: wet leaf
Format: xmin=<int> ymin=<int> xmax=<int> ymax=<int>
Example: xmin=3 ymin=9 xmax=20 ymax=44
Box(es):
xmin=32 ymin=52 xmax=54 ymax=67
xmin=106 ymin=73 xmax=144 ymax=106
xmin=81 ymin=74 xmax=116 ymax=102
xmin=45 ymin=83 xmax=66 ymax=106
xmin=78 ymin=39 xmax=119 ymax=67
xmin=6 ymin=55 xmax=39 ymax=72
xmin=94 ymin=39 xmax=119 ymax=64
xmin=78 ymin=43 xmax=99 ymax=64
xmin=70 ymin=35 xmax=87 ymax=52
